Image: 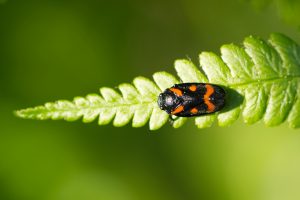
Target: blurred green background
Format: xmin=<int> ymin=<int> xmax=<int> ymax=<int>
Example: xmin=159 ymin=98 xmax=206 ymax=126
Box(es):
xmin=1 ymin=0 xmax=300 ymax=200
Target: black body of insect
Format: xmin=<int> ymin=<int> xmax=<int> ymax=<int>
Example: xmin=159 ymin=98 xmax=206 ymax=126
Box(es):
xmin=157 ymin=83 xmax=226 ymax=117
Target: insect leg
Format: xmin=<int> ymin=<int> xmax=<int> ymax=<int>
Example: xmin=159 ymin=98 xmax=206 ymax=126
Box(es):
xmin=168 ymin=115 xmax=180 ymax=125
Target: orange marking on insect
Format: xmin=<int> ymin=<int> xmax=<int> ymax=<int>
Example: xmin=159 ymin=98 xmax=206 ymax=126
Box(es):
xmin=204 ymin=84 xmax=216 ymax=113
xmin=190 ymin=107 xmax=198 ymax=114
xmin=204 ymin=84 xmax=214 ymax=99
xmin=171 ymin=105 xmax=184 ymax=115
xmin=204 ymin=100 xmax=216 ymax=112
xmin=170 ymin=88 xmax=183 ymax=96
xmin=189 ymin=85 xmax=197 ymax=92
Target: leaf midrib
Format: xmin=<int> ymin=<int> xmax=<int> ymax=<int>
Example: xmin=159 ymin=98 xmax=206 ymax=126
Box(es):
xmin=38 ymin=101 xmax=157 ymax=114
xmin=229 ymin=75 xmax=300 ymax=88
xmin=25 ymin=75 xmax=300 ymax=116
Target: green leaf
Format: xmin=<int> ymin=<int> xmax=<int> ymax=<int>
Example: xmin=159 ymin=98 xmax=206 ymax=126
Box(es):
xmin=15 ymin=33 xmax=300 ymax=130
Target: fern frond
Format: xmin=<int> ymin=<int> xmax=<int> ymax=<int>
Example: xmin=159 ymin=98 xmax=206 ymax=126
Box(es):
xmin=15 ymin=33 xmax=300 ymax=130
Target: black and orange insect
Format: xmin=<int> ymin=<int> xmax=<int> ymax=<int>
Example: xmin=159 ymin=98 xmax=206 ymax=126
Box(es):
xmin=157 ymin=83 xmax=225 ymax=117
